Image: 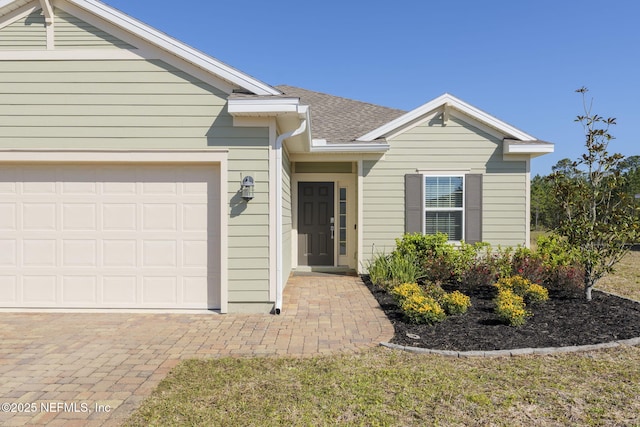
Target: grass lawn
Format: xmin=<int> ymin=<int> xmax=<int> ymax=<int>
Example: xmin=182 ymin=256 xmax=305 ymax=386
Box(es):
xmin=597 ymin=250 xmax=640 ymax=301
xmin=125 ymin=252 xmax=640 ymax=427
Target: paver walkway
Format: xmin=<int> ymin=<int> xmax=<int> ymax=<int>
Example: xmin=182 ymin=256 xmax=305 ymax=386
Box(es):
xmin=0 ymin=274 xmax=393 ymax=426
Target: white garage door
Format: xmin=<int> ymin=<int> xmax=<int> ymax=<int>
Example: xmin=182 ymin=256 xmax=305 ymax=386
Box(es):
xmin=0 ymin=163 xmax=220 ymax=309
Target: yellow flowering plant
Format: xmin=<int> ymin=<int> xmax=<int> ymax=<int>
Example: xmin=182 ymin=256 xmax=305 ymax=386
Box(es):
xmin=390 ymin=282 xmax=422 ymax=304
xmin=400 ymin=294 xmax=446 ymax=324
xmin=494 ymin=289 xmax=530 ymax=326
xmin=441 ymin=290 xmax=472 ymax=315
xmin=494 ymin=275 xmax=549 ymax=305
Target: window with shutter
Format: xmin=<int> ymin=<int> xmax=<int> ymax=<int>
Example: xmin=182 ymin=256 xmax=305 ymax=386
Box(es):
xmin=424 ymin=176 xmax=464 ymax=241
xmin=404 ymin=173 xmax=482 ymax=243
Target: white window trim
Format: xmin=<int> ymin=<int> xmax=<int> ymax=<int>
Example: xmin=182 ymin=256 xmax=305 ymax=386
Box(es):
xmin=422 ymin=174 xmax=465 ymax=242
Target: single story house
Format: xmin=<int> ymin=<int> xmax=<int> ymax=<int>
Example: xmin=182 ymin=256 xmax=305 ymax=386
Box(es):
xmin=0 ymin=0 xmax=553 ymax=313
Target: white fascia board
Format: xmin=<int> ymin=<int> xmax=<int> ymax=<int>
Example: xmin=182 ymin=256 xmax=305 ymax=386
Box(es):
xmin=65 ymin=0 xmax=281 ymax=96
xmin=228 ymin=98 xmax=304 ymax=116
xmin=310 ymin=139 xmax=390 ymax=153
xmin=357 ymin=93 xmax=535 ymax=142
xmin=503 ymin=142 xmax=555 ymax=155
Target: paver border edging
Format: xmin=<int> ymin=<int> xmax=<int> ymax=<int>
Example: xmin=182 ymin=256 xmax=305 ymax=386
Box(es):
xmin=380 ymin=337 xmax=640 ymax=357
xmin=380 ymin=289 xmax=640 ymax=358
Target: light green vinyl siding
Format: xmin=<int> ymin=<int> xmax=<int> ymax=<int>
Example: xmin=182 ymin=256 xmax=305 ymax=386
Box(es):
xmin=282 ymin=148 xmax=293 ymax=284
xmin=54 ymin=9 xmax=135 ymax=49
xmin=0 ymin=10 xmax=46 ymax=50
xmin=0 ymin=58 xmax=271 ymax=306
xmin=362 ymin=113 xmax=527 ymax=264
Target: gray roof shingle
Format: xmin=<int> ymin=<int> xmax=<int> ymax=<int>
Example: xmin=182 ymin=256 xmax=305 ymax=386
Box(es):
xmin=275 ymin=85 xmax=406 ymax=142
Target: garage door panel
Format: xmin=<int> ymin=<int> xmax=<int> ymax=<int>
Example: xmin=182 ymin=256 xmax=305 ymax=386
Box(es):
xmin=62 ymin=276 xmax=97 ymax=304
xmin=0 ymin=163 xmax=221 ymax=310
xmin=143 ymin=277 xmax=177 ymax=305
xmin=102 ymin=276 xmax=137 ymax=305
xmin=23 ymin=276 xmax=56 ymax=304
xmin=183 ymin=240 xmax=207 ymax=267
xmin=103 ymin=240 xmax=136 ymax=267
xmin=143 ymin=204 xmax=177 ymax=231
xmin=0 ymin=204 xmax=16 ymax=230
xmin=23 ymin=240 xmax=56 ymax=266
xmin=143 ymin=240 xmax=177 ymax=267
xmin=63 ymin=204 xmax=97 ymax=230
xmin=103 ymin=203 xmax=137 ymax=230
xmin=62 ymin=240 xmax=97 ymax=267
xmin=0 ymin=240 xmax=16 ymax=266
xmin=23 ymin=203 xmax=56 ymax=230
xmin=0 ymin=276 xmax=16 ymax=303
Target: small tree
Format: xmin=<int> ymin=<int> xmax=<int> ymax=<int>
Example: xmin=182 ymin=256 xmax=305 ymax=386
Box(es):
xmin=549 ymin=87 xmax=640 ymax=300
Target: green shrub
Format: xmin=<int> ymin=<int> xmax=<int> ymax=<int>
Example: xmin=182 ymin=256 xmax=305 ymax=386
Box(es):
xmin=459 ymin=257 xmax=498 ymax=288
xmin=548 ymin=264 xmax=584 ymax=294
xmin=536 ymin=233 xmax=581 ymax=269
xmin=422 ymin=282 xmax=447 ymax=301
xmin=511 ymin=247 xmax=549 ymax=285
xmin=396 ymin=233 xmax=458 ymax=284
xmin=400 ymin=294 xmax=446 ymax=324
xmin=494 ymin=289 xmax=530 ymax=326
xmin=441 ymin=290 xmax=472 ymax=315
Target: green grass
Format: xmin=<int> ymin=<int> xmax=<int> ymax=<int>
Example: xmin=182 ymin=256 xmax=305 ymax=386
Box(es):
xmin=125 ymin=251 xmax=640 ymax=427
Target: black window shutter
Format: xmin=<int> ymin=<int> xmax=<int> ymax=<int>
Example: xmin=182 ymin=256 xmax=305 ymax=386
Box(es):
xmin=405 ymin=174 xmax=423 ymax=234
xmin=465 ymin=174 xmax=483 ymax=243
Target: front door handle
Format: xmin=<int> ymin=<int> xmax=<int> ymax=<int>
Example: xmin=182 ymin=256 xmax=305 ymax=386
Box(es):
xmin=330 ymin=225 xmax=335 ymax=240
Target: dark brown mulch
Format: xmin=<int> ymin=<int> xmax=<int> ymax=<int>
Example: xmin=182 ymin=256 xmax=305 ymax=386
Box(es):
xmin=363 ymin=278 xmax=640 ymax=351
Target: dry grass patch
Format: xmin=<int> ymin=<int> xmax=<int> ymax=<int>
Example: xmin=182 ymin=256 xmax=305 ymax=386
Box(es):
xmin=126 ymin=346 xmax=640 ymax=427
xmin=597 ymin=250 xmax=640 ymax=301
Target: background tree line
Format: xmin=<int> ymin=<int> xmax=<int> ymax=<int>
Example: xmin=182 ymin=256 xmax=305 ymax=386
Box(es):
xmin=531 ymin=155 xmax=640 ymax=230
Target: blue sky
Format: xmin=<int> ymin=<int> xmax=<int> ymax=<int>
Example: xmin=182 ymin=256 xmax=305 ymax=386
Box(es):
xmin=104 ymin=0 xmax=639 ymax=176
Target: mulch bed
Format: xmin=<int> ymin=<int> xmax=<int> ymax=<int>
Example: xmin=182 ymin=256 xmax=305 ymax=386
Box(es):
xmin=363 ymin=278 xmax=640 ymax=351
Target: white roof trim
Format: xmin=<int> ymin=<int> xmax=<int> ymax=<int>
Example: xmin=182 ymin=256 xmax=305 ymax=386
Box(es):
xmin=503 ymin=141 xmax=555 ymax=155
xmin=357 ymin=93 xmax=535 ymax=142
xmin=310 ymin=139 xmax=389 ymax=153
xmin=228 ymin=98 xmax=306 ymax=116
xmin=62 ymin=0 xmax=280 ymax=96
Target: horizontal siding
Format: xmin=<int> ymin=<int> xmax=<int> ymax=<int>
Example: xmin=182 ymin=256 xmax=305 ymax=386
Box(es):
xmin=0 ymin=58 xmax=271 ymax=305
xmin=54 ymin=10 xmax=135 ymax=50
xmin=362 ymin=114 xmax=527 ymax=264
xmin=0 ymin=10 xmax=46 ymax=50
xmin=282 ymin=148 xmax=292 ymax=282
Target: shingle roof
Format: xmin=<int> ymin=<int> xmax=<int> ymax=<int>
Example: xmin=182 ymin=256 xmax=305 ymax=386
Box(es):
xmin=275 ymin=85 xmax=406 ymax=143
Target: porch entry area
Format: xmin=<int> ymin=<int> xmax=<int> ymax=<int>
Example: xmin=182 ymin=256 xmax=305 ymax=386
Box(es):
xmin=292 ymin=162 xmax=357 ymax=270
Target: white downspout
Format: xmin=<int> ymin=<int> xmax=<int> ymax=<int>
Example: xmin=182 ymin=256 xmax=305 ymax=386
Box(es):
xmin=275 ymin=119 xmax=307 ymax=314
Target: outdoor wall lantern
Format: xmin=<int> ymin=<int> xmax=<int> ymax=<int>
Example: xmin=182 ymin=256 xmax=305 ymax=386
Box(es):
xmin=241 ymin=176 xmax=255 ymax=201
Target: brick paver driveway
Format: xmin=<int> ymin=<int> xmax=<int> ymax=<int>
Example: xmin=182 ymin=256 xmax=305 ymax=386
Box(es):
xmin=0 ymin=274 xmax=393 ymax=426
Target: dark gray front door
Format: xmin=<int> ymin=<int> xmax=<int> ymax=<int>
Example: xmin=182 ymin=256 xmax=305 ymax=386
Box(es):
xmin=298 ymin=182 xmax=334 ymax=266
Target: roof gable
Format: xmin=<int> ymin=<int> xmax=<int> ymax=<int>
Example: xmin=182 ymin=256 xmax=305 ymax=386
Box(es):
xmin=276 ymin=85 xmax=406 ymax=142
xmin=357 ymin=93 xmax=535 ymax=142
xmin=0 ymin=0 xmax=280 ymax=96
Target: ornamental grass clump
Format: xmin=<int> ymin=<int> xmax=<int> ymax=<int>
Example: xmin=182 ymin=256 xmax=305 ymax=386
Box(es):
xmin=494 ymin=289 xmax=530 ymax=327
